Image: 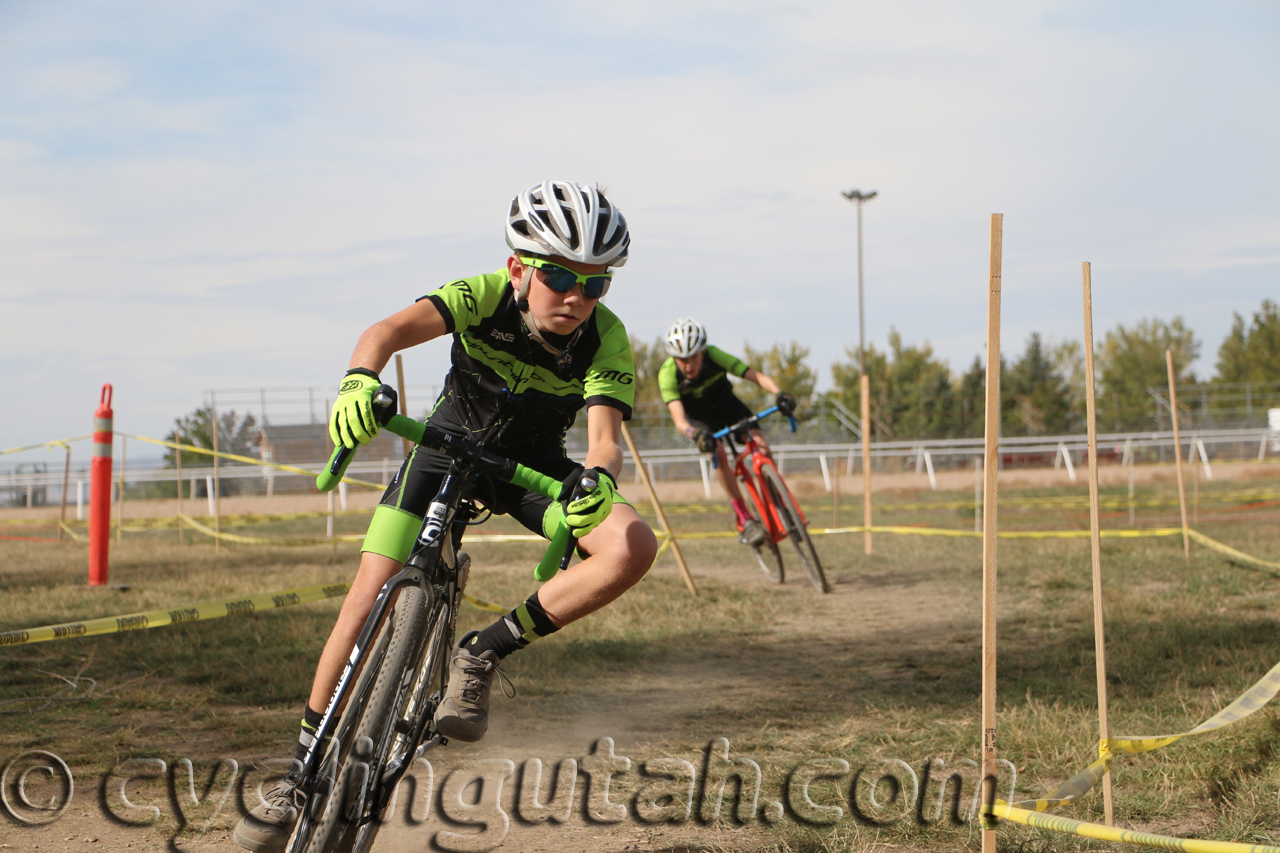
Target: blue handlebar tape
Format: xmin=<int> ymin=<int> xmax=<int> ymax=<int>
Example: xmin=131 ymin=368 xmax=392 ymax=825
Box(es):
xmin=712 ymin=405 xmax=780 ymax=440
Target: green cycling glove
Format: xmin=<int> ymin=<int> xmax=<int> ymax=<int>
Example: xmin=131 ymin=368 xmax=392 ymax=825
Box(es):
xmin=329 ymin=368 xmax=382 ymax=449
xmin=562 ymin=467 xmax=617 ymax=539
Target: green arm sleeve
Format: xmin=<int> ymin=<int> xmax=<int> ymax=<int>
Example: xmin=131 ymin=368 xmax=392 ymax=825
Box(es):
xmin=706 ymin=345 xmax=750 ymax=378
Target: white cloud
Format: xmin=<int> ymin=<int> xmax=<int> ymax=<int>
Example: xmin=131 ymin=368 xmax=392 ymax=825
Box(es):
xmin=1 ymin=0 xmax=1277 ymax=453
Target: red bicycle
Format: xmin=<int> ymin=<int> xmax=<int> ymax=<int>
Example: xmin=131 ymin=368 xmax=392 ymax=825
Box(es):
xmin=711 ymin=405 xmax=829 ymax=593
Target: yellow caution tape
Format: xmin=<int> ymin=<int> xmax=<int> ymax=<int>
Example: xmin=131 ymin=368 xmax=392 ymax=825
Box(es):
xmin=462 ymin=593 xmax=508 ymax=613
xmin=1187 ymin=530 xmax=1280 ymax=572
xmin=181 ymin=514 xmax=364 ymax=546
xmin=123 ymin=433 xmax=387 ymax=490
xmin=1006 ymin=659 xmax=1280 ymax=814
xmin=991 ymin=803 xmax=1280 ymax=853
xmin=806 ymin=525 xmax=1185 ymax=540
xmin=0 ymin=580 xmax=511 ymax=645
xmin=0 ymin=582 xmax=352 ymax=647
xmin=0 ymin=435 xmax=91 ymax=456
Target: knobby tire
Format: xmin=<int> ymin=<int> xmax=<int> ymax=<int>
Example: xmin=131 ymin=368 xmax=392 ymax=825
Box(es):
xmin=346 ymin=592 xmax=454 ymax=853
xmin=761 ymin=466 xmax=829 ymax=593
xmin=296 ymin=585 xmax=429 ymax=853
xmin=751 ymin=523 xmax=785 ymax=583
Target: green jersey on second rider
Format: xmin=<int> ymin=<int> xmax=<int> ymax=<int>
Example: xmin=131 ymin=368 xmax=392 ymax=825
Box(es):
xmin=422 ymin=268 xmax=635 ymax=453
xmin=657 ymin=346 xmax=750 ymax=407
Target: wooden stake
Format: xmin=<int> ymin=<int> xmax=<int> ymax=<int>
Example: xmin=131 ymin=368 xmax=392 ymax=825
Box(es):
xmin=1192 ymin=447 xmax=1200 ymax=525
xmin=1127 ymin=441 xmax=1135 ymax=527
xmin=1166 ymin=350 xmax=1190 ymax=561
xmin=974 ymin=453 xmax=982 ymax=534
xmin=621 ymin=422 xmax=697 ymax=596
xmin=861 ymin=373 xmax=872 ymax=554
xmin=832 ymin=451 xmax=840 ymax=529
xmin=1081 ymin=262 xmax=1115 ymax=825
xmin=211 ymin=399 xmax=221 ymax=554
xmin=981 ymin=214 xmax=1002 ymax=853
xmin=175 ymin=430 xmax=185 ymax=545
xmin=57 ymin=445 xmax=72 ymax=542
xmin=395 ymin=353 xmax=409 ymax=458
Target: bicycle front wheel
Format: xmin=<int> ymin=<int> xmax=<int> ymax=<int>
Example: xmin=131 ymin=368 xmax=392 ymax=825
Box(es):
xmin=294 ymin=585 xmax=429 ymax=853
xmin=761 ymin=466 xmax=829 ymax=593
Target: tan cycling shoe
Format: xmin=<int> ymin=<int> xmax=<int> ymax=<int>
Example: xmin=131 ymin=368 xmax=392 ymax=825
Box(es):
xmin=234 ymin=773 xmax=305 ymax=852
xmin=434 ymin=631 xmax=513 ymax=743
xmin=738 ymin=517 xmax=768 ymax=547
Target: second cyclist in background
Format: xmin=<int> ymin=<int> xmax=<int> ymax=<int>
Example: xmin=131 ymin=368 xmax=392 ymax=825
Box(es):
xmin=659 ymin=317 xmax=796 ymax=547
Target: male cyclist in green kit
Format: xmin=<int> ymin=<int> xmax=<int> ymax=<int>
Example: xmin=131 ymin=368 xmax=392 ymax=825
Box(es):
xmin=234 ymin=181 xmax=657 ymax=853
xmin=658 ymin=317 xmax=795 ymax=547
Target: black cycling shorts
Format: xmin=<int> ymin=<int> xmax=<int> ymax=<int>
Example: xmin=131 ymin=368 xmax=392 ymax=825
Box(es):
xmin=362 ymin=443 xmax=581 ymax=562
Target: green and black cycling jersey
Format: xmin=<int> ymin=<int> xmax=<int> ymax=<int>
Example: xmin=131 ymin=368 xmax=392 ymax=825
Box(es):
xmin=658 ymin=346 xmax=749 ymax=404
xmin=421 ymin=268 xmax=635 ymax=453
xmin=657 ymin=346 xmax=752 ymax=428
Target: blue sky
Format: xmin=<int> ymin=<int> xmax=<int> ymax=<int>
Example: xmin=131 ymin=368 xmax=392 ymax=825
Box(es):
xmin=2 ymin=0 xmax=1278 ymax=456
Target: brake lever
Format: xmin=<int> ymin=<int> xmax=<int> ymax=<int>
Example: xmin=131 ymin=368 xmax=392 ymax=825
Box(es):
xmin=560 ymin=471 xmax=598 ymax=571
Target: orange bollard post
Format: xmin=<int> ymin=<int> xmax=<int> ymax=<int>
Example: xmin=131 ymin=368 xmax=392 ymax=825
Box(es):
xmin=89 ymin=384 xmax=113 ymax=587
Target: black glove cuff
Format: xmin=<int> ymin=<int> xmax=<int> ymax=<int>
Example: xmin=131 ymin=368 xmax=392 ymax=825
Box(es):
xmin=590 ymin=466 xmax=616 ymax=489
xmin=345 ymin=367 xmax=380 ymax=381
xmin=559 ymin=466 xmax=616 ymax=502
xmin=559 ymin=466 xmax=586 ymax=503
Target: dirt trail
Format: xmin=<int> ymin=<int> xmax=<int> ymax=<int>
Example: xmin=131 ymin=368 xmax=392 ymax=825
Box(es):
xmin=0 ymin=546 xmax=975 ymax=853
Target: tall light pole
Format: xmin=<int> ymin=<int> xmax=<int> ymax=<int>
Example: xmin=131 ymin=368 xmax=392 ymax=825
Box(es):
xmin=842 ymin=188 xmax=877 ymax=555
xmin=841 ymin=189 xmax=877 ymax=374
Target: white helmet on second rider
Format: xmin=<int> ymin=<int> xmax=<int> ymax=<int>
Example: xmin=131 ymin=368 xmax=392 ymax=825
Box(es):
xmin=664 ymin=318 xmax=708 ymax=358
xmin=506 ymin=180 xmax=630 ymax=267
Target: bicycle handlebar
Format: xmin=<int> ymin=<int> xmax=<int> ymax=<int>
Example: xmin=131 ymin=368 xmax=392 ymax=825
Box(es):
xmin=317 ymin=386 xmax=591 ymax=581
xmin=710 ymin=404 xmax=798 ymax=441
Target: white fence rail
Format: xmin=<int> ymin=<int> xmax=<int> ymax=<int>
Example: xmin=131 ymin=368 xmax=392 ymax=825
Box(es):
xmin=4 ymin=427 xmax=1276 ymax=508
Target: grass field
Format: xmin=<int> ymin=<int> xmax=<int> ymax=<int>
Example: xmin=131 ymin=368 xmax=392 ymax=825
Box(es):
xmin=1 ymin=475 xmax=1279 ymax=852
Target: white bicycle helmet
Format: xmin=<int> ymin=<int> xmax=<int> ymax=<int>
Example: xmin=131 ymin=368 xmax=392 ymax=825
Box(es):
xmin=506 ymin=180 xmax=630 ymax=267
xmin=664 ymin=317 xmax=708 ymax=358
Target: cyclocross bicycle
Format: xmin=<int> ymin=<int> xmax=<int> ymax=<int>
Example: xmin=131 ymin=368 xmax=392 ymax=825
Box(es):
xmin=286 ymin=388 xmax=596 ymax=853
xmin=711 ymin=404 xmax=829 ymax=593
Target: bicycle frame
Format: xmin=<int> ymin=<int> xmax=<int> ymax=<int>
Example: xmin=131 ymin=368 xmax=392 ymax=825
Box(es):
xmin=298 ymin=454 xmax=473 ymax=814
xmin=714 ymin=405 xmax=806 ymax=545
xmin=297 ymin=390 xmax=582 ymax=840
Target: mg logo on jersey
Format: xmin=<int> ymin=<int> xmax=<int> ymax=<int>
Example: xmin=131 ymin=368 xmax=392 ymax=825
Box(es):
xmin=451 ymin=280 xmax=478 ymax=316
xmin=490 ymin=329 xmax=515 ymax=343
xmin=596 ymin=370 xmax=634 ymax=385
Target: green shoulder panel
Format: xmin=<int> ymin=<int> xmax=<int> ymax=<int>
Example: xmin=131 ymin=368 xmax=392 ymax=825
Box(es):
xmin=584 ymin=304 xmax=636 ymax=410
xmin=427 ymin=269 xmax=510 ymax=332
xmin=706 ymin=345 xmax=750 ymax=378
xmin=657 ymin=357 xmax=682 ymax=404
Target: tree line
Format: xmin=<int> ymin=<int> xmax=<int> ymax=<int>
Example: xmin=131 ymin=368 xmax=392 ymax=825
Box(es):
xmin=633 ymin=299 xmax=1280 ymax=439
xmin=163 ymin=299 xmax=1277 ymax=469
